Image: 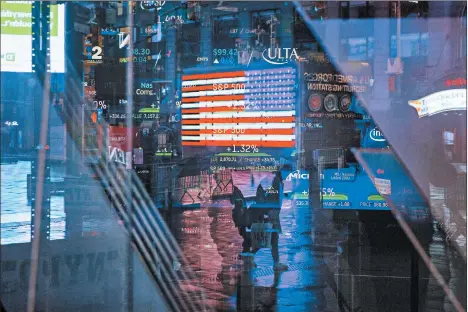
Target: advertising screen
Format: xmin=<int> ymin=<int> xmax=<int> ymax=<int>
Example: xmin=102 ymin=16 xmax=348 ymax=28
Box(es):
xmin=108 ymin=126 xmax=140 ymax=168
xmin=181 ymin=67 xmax=297 ymax=156
xmin=1 ymin=1 xmax=65 ymax=73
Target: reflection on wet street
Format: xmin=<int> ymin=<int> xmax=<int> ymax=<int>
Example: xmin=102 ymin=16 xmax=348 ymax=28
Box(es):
xmin=165 ymin=199 xmax=336 ymax=311
xmin=163 ymin=199 xmax=466 ymax=312
xmin=1 ymin=161 xmax=466 ymax=311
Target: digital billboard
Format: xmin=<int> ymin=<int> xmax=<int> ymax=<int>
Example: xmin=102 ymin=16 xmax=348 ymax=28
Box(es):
xmin=181 ymin=67 xmax=297 ymax=156
xmin=0 ymin=1 xmax=65 ymax=73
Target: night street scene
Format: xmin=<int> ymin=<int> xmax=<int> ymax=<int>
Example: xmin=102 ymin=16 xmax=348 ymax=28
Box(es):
xmin=0 ymin=1 xmax=466 ymax=312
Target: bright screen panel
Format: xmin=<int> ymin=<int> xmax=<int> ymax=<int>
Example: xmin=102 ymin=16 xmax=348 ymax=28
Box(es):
xmin=0 ymin=1 xmax=65 ymax=73
xmin=181 ymin=67 xmax=297 ymax=155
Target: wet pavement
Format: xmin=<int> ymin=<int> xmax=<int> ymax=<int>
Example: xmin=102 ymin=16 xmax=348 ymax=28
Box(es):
xmin=167 ymin=201 xmax=339 ymax=312
xmin=1 ymin=161 xmax=466 ymax=311
xmin=164 ymin=198 xmax=466 ymax=312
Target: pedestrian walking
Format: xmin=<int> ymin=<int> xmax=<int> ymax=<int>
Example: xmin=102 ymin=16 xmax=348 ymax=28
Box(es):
xmin=231 ymin=185 xmax=251 ymax=255
xmin=245 ymin=171 xmax=288 ymax=271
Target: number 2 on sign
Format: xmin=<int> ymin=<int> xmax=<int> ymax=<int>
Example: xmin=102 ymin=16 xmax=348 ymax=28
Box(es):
xmin=92 ymin=46 xmax=103 ymax=60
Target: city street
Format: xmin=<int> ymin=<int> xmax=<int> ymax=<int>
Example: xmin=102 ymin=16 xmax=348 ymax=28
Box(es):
xmin=164 ymin=199 xmax=466 ymax=311
xmin=3 ymin=162 xmax=464 ymax=311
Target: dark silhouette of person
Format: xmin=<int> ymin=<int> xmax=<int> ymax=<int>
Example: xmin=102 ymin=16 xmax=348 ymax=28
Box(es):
xmin=268 ymin=170 xmax=283 ymax=203
xmin=256 ymin=184 xmax=266 ymax=203
xmin=231 ymin=185 xmax=246 ymax=208
xmin=247 ymin=172 xmax=287 ymax=270
xmin=231 ymin=186 xmax=250 ymax=254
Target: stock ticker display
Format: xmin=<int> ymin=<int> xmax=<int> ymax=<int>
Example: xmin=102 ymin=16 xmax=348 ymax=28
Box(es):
xmin=181 ymin=68 xmax=296 ymax=152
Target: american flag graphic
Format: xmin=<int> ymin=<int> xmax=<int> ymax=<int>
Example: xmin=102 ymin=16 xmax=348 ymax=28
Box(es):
xmin=181 ymin=67 xmax=297 ymax=148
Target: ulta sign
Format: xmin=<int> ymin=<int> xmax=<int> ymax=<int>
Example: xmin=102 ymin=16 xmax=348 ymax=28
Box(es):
xmin=262 ymin=48 xmax=299 ymax=65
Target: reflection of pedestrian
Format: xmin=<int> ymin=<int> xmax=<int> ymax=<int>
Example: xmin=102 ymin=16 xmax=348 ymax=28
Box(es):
xmin=231 ymin=186 xmax=250 ymax=254
xmin=246 ymin=175 xmax=287 ymax=271
xmin=256 ymin=184 xmax=266 ymax=203
xmin=248 ymin=207 xmax=285 ymax=270
xmin=233 ymin=199 xmax=251 ymax=254
xmin=231 ymin=185 xmax=246 ymax=208
xmin=269 ymin=170 xmax=283 ymax=203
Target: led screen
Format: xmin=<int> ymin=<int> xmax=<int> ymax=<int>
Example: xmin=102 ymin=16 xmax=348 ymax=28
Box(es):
xmin=0 ymin=1 xmax=65 ymax=73
xmin=181 ymin=67 xmax=297 ymax=156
